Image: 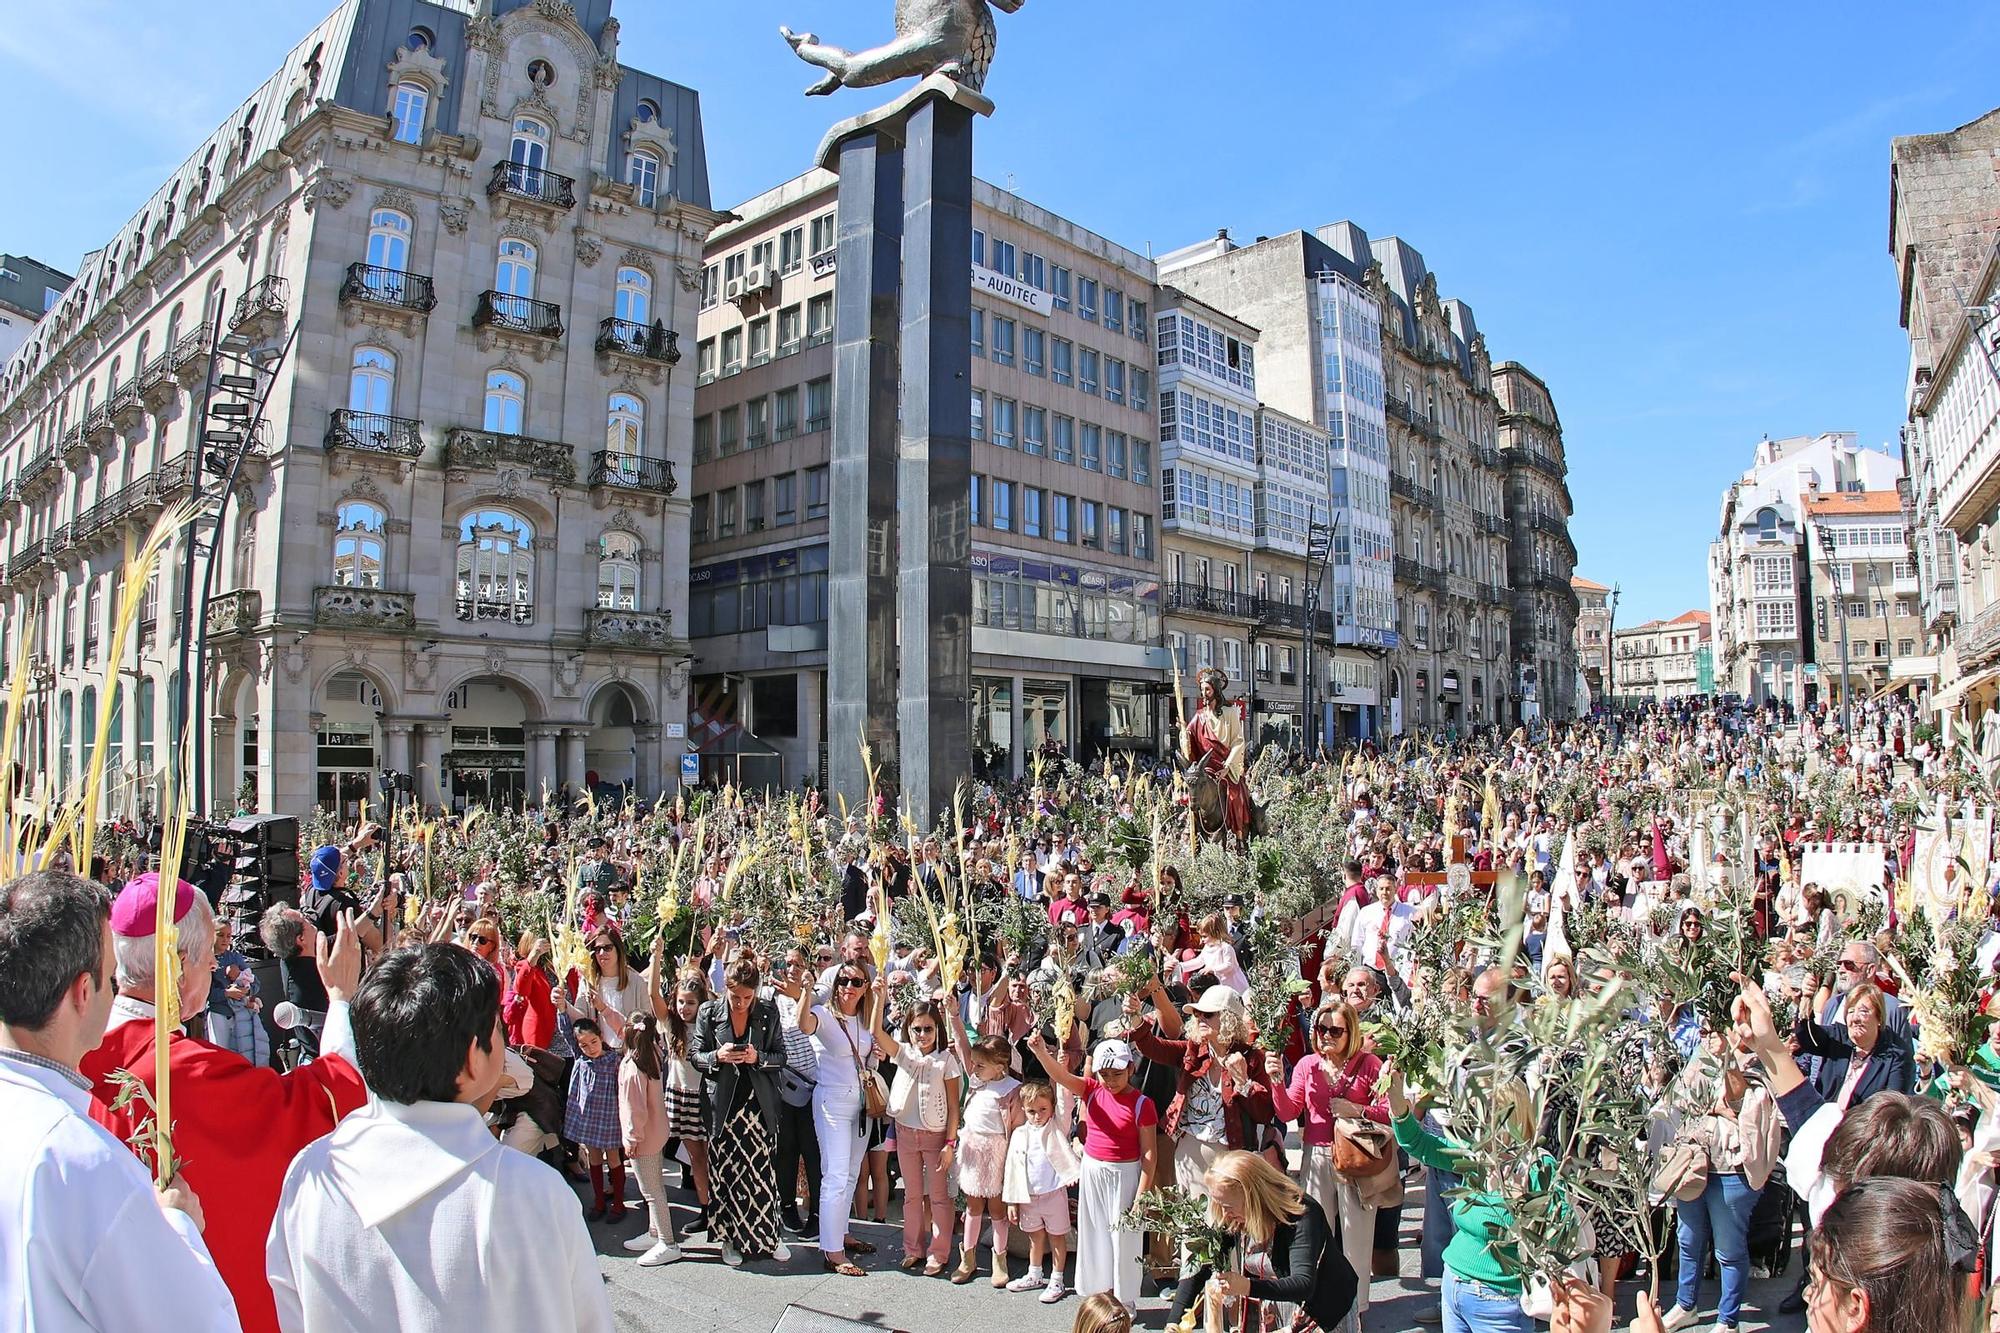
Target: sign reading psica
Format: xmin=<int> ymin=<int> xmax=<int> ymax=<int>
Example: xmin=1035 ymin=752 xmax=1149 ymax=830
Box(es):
xmin=971 ymin=264 xmax=1049 ymax=316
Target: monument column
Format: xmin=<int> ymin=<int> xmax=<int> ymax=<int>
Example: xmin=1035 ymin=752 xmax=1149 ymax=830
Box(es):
xmin=895 ymin=91 xmax=976 ymax=828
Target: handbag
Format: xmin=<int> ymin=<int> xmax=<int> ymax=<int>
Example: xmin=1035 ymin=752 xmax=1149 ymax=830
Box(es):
xmin=833 ymin=1013 xmax=889 ymax=1121
xmin=1326 ymin=1056 xmax=1396 ymax=1178
xmin=1649 ymin=1137 xmax=1711 ymax=1204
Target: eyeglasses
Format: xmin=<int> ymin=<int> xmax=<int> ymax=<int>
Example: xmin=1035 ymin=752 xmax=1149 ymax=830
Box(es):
xmin=836 ymin=977 xmax=868 ymax=989
xmin=590 ymin=943 xmax=618 ymax=956
xmin=1315 ymin=1024 xmax=1349 ymax=1038
xmin=1837 ymin=959 xmax=1862 ymax=971
xmin=908 ymin=1025 xmax=937 ymax=1035
xmin=468 ymin=933 xmax=495 ymax=945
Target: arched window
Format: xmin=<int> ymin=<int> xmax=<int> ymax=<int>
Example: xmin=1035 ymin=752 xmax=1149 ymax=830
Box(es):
xmin=333 ymin=501 xmax=387 ymax=587
xmin=165 ymin=302 xmax=183 ymax=350
xmin=134 ymin=333 xmax=151 ymax=375
xmin=61 ymin=590 xmax=78 ymax=667
xmin=390 ymin=81 xmax=429 ymax=144
xmin=509 ymin=116 xmax=550 ymax=192
xmin=366 ymin=209 xmax=412 ymax=274
xmin=202 ymin=274 xmax=224 ymax=329
xmin=494 ymin=239 xmax=536 ymax=323
xmin=58 ymin=691 xmax=73 ymax=793
xmin=483 ymin=370 xmax=525 ymax=435
xmin=456 ymin=509 xmax=535 ymax=623
xmin=626 ymin=149 xmax=660 ymax=207
xmin=347 ymin=346 xmax=396 ymax=415
xmin=79 ymin=685 xmax=97 ymax=781
xmin=1756 ymin=507 xmax=1778 ymax=542
xmin=605 ymin=393 xmax=644 ymax=477
xmin=614 ymin=267 xmax=651 ymax=325
xmin=597 ymin=531 xmax=640 ymax=609
xmin=136 ymin=677 xmax=156 ymax=773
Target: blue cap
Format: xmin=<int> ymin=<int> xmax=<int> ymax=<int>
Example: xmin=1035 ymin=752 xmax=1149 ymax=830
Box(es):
xmin=310 ymin=845 xmax=344 ymax=892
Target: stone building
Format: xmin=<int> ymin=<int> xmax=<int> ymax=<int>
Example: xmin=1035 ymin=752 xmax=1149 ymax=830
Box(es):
xmin=1890 ymin=107 xmax=2000 ymax=722
xmin=1493 ymin=361 xmax=1579 ymax=723
xmin=1611 ymin=610 xmax=1710 ymax=706
xmin=1572 ymin=575 xmax=1613 ymax=706
xmin=0 ymin=0 xmax=721 ymax=818
xmin=1161 ymin=224 xmax=1570 ymax=735
xmin=685 ymin=171 xmax=1165 ymax=786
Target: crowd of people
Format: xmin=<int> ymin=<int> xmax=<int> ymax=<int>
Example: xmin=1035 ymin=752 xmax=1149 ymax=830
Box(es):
xmin=5 ymin=673 xmax=2000 ymax=1333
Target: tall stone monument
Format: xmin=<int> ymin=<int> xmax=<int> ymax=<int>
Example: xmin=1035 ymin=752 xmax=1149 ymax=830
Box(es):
xmin=782 ymin=1 xmax=1025 ymax=826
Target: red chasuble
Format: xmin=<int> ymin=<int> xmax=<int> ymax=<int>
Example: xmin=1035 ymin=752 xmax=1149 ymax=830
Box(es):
xmin=82 ymin=1019 xmax=368 ymax=1333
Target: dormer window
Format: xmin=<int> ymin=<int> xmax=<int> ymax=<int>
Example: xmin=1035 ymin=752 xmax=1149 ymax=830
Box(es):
xmin=636 ymin=99 xmax=659 ymax=123
xmin=407 ymin=27 xmax=434 ymax=51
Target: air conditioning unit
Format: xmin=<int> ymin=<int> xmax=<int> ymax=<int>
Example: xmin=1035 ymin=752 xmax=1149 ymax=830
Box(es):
xmin=744 ymin=264 xmax=775 ymax=293
xmin=723 ymin=277 xmax=745 ymax=302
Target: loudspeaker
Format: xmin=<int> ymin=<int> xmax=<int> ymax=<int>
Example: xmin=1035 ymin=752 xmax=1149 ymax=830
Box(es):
xmin=769 ymin=1308 xmax=898 ymax=1333
xmin=226 ymin=813 xmax=299 ymax=854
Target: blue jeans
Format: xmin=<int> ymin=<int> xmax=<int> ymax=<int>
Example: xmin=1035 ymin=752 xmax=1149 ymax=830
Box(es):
xmin=1443 ymin=1269 xmax=1530 ymax=1333
xmin=1675 ymin=1171 xmax=1759 ymax=1326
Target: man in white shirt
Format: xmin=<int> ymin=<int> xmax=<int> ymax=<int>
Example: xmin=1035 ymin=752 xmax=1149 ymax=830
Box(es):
xmin=267 ymin=942 xmax=613 ymax=1333
xmin=1347 ymin=876 xmax=1417 ymax=980
xmin=0 ymin=869 xmax=239 ymax=1333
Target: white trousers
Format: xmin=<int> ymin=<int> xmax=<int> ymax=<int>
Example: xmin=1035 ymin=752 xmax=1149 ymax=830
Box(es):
xmin=1301 ymin=1144 xmax=1376 ymax=1312
xmin=814 ymin=1087 xmax=865 ymax=1254
xmin=1076 ymin=1153 xmax=1143 ymax=1304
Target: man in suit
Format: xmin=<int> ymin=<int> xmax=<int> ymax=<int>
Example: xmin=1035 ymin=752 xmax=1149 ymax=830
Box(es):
xmin=839 ymin=841 xmax=870 ymax=924
xmin=1072 ymin=893 xmax=1125 ymax=981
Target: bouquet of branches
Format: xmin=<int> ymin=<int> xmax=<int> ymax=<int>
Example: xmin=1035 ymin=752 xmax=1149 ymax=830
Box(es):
xmin=1119 ymin=1186 xmax=1236 ymax=1273
xmin=1904 ymin=886 xmax=1996 ymax=1066
xmin=1246 ymin=958 xmax=1311 ymax=1053
xmin=1084 ymin=946 xmax=1159 ymax=1003
xmin=1366 ymin=993 xmax=1459 ymax=1102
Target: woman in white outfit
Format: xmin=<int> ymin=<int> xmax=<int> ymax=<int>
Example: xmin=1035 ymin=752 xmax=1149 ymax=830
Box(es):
xmin=798 ymin=959 xmax=879 ymax=1275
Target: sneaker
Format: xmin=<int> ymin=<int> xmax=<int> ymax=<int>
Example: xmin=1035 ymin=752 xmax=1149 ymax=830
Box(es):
xmin=1040 ymin=1276 xmax=1068 ymax=1304
xmin=1007 ymin=1273 xmax=1047 ymax=1293
xmin=1658 ymin=1306 xmax=1699 ymax=1333
xmin=772 ymin=1242 xmax=793 ymax=1263
xmin=637 ymin=1241 xmax=683 ymax=1267
xmin=722 ymin=1246 xmax=744 ymax=1268
xmin=622 ymin=1232 xmax=657 ymax=1254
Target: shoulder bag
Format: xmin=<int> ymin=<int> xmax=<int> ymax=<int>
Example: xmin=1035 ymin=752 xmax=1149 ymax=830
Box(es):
xmin=833 ymin=1011 xmax=890 ymax=1121
xmin=1327 ymin=1055 xmax=1396 ymax=1179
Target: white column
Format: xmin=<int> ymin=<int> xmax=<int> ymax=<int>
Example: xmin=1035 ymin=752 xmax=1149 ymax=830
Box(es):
xmin=528 ymin=726 xmax=559 ymax=805
xmin=1009 ymin=673 xmax=1026 ymax=779
xmin=417 ymin=723 xmax=445 ymax=811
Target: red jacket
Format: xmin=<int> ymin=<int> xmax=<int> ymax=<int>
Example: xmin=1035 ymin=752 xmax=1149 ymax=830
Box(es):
xmin=83 ymin=1016 xmax=367 ymax=1333
xmin=506 ymin=959 xmax=559 ymax=1048
xmin=1129 ymin=1017 xmax=1274 ymax=1147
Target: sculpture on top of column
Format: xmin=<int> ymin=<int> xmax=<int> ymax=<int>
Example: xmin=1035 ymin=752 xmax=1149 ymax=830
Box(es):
xmin=780 ymin=0 xmax=1025 ymax=97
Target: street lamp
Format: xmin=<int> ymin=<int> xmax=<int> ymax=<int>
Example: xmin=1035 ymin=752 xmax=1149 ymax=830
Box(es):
xmin=1606 ymin=582 xmax=1621 ymax=713
xmin=1302 ymin=515 xmax=1337 ymax=758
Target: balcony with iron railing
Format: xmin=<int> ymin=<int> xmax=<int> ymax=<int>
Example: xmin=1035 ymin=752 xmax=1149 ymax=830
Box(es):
xmin=589 ymin=450 xmax=676 ymax=496
xmin=1512 ymin=447 xmax=1567 ymax=481
xmin=1530 ymin=511 xmax=1568 ymax=538
xmin=455 ymin=594 xmax=535 ymax=625
xmin=1383 ymin=392 xmax=1441 ymax=440
xmin=108 ymin=379 xmax=145 ymax=429
xmin=486 ymin=159 xmax=576 ymax=210
xmin=1164 ymin=582 xmax=1255 ymax=618
xmin=595 ymin=317 xmax=681 ymax=364
xmin=473 ymin=290 xmax=563 ymax=340
xmin=340 ymin=263 xmax=438 ymax=314
xmin=5 ymin=539 xmax=47 ymax=584
xmin=231 ymin=274 xmax=288 ymax=331
xmin=326 ymin=409 xmax=425 ymax=458
xmin=444 ymin=426 xmax=575 ymax=485
xmin=1253 ymin=597 xmax=1307 ymax=630
xmin=1476 ymin=445 xmax=1502 ymax=468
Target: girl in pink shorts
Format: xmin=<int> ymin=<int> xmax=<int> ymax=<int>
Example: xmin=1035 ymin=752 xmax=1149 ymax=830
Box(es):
xmin=1002 ymin=1080 xmax=1082 ymax=1302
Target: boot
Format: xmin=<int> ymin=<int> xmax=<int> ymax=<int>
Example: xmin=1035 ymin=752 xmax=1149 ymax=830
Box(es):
xmin=588 ymin=1162 xmax=607 ymax=1221
xmin=606 ymin=1162 xmax=628 ymax=1222
xmin=950 ymin=1250 xmax=978 ymax=1285
xmin=1372 ymin=1249 xmax=1398 ymax=1278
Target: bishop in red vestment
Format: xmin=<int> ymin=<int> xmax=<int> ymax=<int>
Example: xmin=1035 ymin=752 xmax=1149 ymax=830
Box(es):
xmin=82 ymin=874 xmax=367 ymax=1333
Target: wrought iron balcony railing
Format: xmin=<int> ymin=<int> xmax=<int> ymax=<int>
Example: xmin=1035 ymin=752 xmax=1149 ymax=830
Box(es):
xmin=231 ymin=274 xmax=288 ymax=330
xmin=1164 ymin=582 xmax=1254 ymax=618
xmin=486 ymin=159 xmax=576 ymax=210
xmin=595 ymin=317 xmax=681 ymax=363
xmin=473 ymin=290 xmax=563 ymax=340
xmin=444 ymin=427 xmax=575 ymax=485
xmin=326 ymin=409 xmax=425 ymax=458
xmin=340 ymin=263 xmax=437 ymax=313
xmin=589 ymin=450 xmax=676 ymax=496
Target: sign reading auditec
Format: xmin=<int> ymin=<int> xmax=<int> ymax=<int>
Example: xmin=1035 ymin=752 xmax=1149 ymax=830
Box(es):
xmin=971 ymin=264 xmax=1048 ymax=316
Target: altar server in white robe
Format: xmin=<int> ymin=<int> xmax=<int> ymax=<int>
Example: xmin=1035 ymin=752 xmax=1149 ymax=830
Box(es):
xmin=266 ymin=943 xmax=613 ymax=1333
xmin=0 ymin=868 xmax=239 ymax=1333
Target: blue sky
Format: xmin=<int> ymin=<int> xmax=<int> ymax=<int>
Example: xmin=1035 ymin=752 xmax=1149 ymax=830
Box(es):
xmin=5 ymin=1 xmax=1998 ymax=625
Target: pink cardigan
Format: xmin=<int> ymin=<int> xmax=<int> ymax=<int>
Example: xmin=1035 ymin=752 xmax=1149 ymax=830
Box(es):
xmin=618 ymin=1059 xmax=669 ymax=1158
xmin=1268 ymin=1051 xmax=1389 ymax=1145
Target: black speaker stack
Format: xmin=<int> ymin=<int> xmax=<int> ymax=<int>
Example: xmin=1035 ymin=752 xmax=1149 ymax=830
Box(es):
xmin=218 ymin=813 xmax=301 ymax=955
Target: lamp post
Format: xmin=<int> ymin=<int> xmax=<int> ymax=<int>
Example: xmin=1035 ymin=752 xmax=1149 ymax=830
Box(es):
xmin=1301 ymin=516 xmax=1333 ymax=758
xmin=1815 ymin=524 xmax=1853 ymax=733
xmin=1605 ymin=582 xmax=1622 ymax=713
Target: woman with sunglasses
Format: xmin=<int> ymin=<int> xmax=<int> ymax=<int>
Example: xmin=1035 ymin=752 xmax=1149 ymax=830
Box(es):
xmin=462 ymin=915 xmax=506 ymax=987
xmin=797 ymin=961 xmax=880 ymax=1275
xmin=1264 ymin=999 xmax=1387 ymax=1328
xmin=561 ymin=924 xmax=651 ymax=1049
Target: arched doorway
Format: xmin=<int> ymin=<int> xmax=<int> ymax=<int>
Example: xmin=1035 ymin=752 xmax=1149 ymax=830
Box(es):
xmin=445 ymin=677 xmax=529 ymax=810
xmin=585 ymin=683 xmax=643 ymax=797
xmin=316 ymin=670 xmax=382 ymax=819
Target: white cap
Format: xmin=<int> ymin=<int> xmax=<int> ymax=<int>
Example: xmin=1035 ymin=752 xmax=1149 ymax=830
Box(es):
xmin=1091 ymin=1039 xmax=1136 ymax=1071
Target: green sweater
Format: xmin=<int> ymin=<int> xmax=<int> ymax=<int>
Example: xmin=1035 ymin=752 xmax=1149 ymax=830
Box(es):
xmin=1392 ymin=1111 xmax=1525 ymax=1294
